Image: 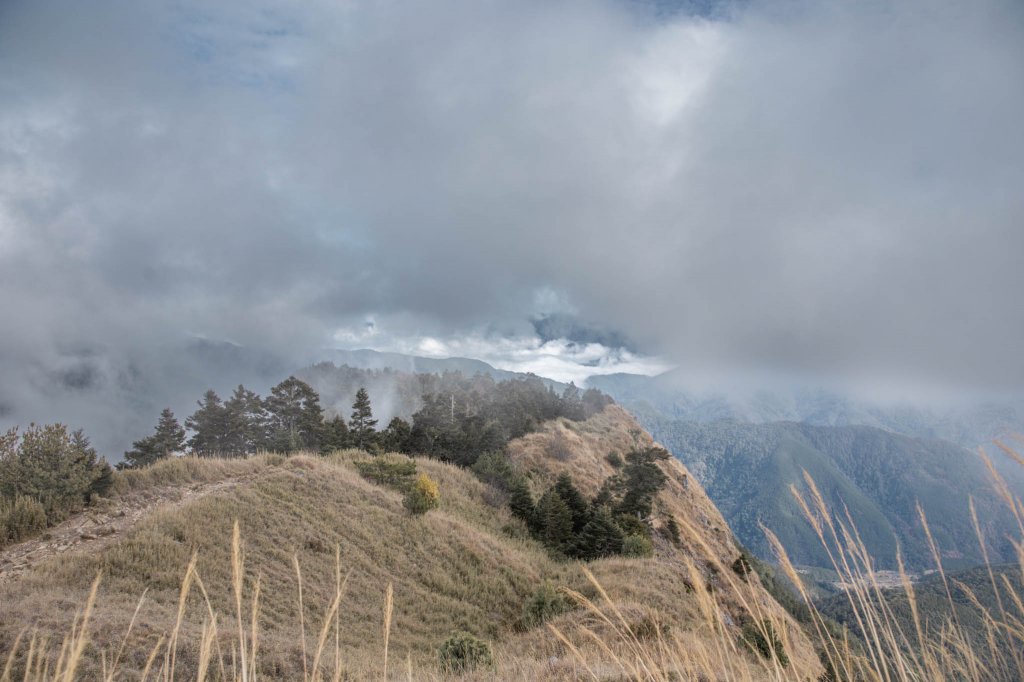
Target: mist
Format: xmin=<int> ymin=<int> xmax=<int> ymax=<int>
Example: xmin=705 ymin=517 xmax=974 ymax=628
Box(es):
xmin=1 ymin=0 xmax=1022 ymax=455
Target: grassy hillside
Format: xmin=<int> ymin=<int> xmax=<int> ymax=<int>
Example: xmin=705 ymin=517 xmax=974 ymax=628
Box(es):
xmin=0 ymin=407 xmax=823 ymax=680
xmin=636 ymin=419 xmax=1019 ymax=571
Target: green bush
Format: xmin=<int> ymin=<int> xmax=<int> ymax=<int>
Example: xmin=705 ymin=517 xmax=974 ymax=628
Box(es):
xmin=438 ymin=631 xmax=493 ymax=672
xmin=470 ymin=450 xmax=520 ymax=491
xmin=732 ymin=553 xmax=753 ymax=580
xmin=622 ymin=533 xmax=653 ymax=557
xmin=403 ymin=473 xmax=440 ymax=515
xmin=615 ymin=513 xmax=649 ymax=539
xmin=1 ymin=495 xmax=47 ymax=545
xmin=522 ymin=582 xmax=572 ymax=629
xmin=355 ymin=456 xmax=417 ymax=491
xmin=606 ymin=452 xmax=624 ymax=468
xmin=740 ymin=620 xmax=789 ymax=668
xmin=0 ymin=424 xmax=112 ymax=524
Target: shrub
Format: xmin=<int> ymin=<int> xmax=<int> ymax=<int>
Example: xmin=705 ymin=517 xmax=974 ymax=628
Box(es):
xmin=741 ymin=620 xmax=789 ymax=668
xmin=615 ymin=513 xmax=650 ymax=539
xmin=622 ymin=533 xmax=653 ymax=557
xmin=438 ymin=631 xmax=493 ymax=672
xmin=404 ymin=473 xmax=440 ymax=515
xmin=606 ymin=452 xmax=624 ymax=468
xmin=1 ymin=495 xmax=47 ymax=544
xmin=522 ymin=582 xmax=572 ymax=629
xmin=0 ymin=424 xmax=113 ymax=523
xmin=471 ymin=450 xmax=519 ymax=491
xmin=663 ymin=516 xmax=682 ymax=546
xmin=630 ymin=611 xmax=671 ymax=641
xmin=355 ymin=457 xmax=417 ymax=491
xmin=732 ymin=553 xmax=753 ymax=580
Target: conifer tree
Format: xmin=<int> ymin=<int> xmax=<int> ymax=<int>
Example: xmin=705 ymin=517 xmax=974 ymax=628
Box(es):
xmin=348 ymin=387 xmax=378 ymax=450
xmin=561 ymin=382 xmax=586 ymax=420
xmin=534 ymin=489 xmax=573 ymax=554
xmin=573 ymin=507 xmax=625 ymax=560
xmin=186 ymin=390 xmax=229 ymax=457
xmin=223 ymin=385 xmax=267 ymax=455
xmin=264 ymin=377 xmax=324 ymax=453
xmin=380 ymin=416 xmax=411 ymax=453
xmin=617 ymin=446 xmax=670 ymax=520
xmin=508 ymin=478 xmax=536 ymax=526
xmin=553 ymin=473 xmax=591 ymax=532
xmin=122 ymin=408 xmax=186 ymax=469
xmin=321 ymin=415 xmax=350 ymax=453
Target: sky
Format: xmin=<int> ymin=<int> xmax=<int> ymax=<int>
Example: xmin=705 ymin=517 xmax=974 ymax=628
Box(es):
xmin=1 ymin=0 xmax=1023 ymax=453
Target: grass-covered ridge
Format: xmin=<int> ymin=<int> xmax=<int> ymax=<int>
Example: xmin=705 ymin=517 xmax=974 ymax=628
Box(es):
xmin=0 ymin=407 xmax=824 ymax=680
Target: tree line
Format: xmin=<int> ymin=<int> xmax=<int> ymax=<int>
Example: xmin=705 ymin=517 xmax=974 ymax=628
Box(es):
xmin=122 ymin=372 xmax=613 ymax=469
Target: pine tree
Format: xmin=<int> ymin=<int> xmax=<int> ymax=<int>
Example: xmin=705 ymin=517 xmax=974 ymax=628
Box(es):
xmin=508 ymin=478 xmax=535 ymax=526
xmin=264 ymin=377 xmax=324 ymax=453
xmin=553 ymin=473 xmax=591 ymax=532
xmin=380 ymin=416 xmax=411 ymax=453
xmin=321 ymin=415 xmax=350 ymax=453
xmin=573 ymin=507 xmax=625 ymax=560
xmin=186 ymin=390 xmax=229 ymax=457
xmin=348 ymin=387 xmax=378 ymax=450
xmin=561 ymin=383 xmax=585 ymax=420
xmin=534 ymin=489 xmax=573 ymax=554
xmin=617 ymin=446 xmax=670 ymax=520
xmin=223 ymin=385 xmax=267 ymax=455
xmin=122 ymin=408 xmax=185 ymax=469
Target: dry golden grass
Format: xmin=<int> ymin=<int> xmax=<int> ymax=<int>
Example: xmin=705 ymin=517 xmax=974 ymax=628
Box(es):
xmin=13 ymin=409 xmax=1023 ymax=680
xmin=0 ymin=407 xmax=822 ymax=680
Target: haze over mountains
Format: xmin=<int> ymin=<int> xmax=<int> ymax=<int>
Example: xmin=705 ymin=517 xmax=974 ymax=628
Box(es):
xmin=297 ymin=352 xmax=1024 ymax=573
xmin=2 ymin=0 xmax=1023 ymax=677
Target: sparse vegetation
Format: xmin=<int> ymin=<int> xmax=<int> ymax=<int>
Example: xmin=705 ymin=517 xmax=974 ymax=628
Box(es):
xmin=354 ymin=455 xmax=417 ymax=490
xmin=622 ymin=533 xmax=654 ymax=557
xmin=0 ymin=495 xmax=47 ymax=543
xmin=521 ymin=582 xmax=572 ymax=629
xmin=731 ymin=552 xmax=753 ymax=580
xmin=4 ymin=389 xmax=1023 ymax=682
xmin=438 ymin=631 xmax=493 ymax=673
xmin=403 ymin=472 xmax=440 ymax=514
xmin=740 ymin=619 xmax=789 ymax=667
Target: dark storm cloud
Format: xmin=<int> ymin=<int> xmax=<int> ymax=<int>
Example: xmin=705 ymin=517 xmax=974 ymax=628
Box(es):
xmin=1 ymin=0 xmax=1023 ymax=452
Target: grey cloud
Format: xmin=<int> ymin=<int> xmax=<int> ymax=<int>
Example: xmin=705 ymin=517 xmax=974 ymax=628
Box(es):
xmin=1 ymin=0 xmax=1022 ymax=454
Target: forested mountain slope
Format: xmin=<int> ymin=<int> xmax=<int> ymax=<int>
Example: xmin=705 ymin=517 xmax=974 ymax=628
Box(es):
xmin=642 ymin=419 xmax=1019 ymax=571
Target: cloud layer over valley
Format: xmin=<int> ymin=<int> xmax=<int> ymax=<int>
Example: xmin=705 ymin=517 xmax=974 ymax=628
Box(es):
xmin=1 ymin=0 xmax=1022 ymax=453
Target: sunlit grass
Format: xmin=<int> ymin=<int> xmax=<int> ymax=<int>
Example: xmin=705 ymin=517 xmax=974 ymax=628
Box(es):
xmin=2 ymin=437 xmax=1022 ymax=680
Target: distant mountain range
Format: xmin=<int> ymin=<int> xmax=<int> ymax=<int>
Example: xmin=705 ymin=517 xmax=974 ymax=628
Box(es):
xmin=13 ymin=337 xmax=1021 ymax=576
xmin=587 ymin=372 xmax=1024 ymax=450
xmin=588 ymin=372 xmax=1024 ymax=572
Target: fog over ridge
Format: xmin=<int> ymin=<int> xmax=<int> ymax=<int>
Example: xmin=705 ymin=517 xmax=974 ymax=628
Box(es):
xmin=1 ymin=0 xmax=1023 ymax=453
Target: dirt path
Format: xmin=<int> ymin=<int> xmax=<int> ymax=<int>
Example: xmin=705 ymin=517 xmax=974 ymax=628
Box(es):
xmin=0 ymin=478 xmax=245 ymax=586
